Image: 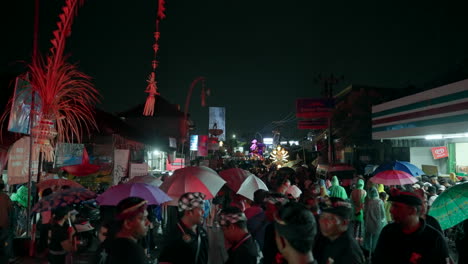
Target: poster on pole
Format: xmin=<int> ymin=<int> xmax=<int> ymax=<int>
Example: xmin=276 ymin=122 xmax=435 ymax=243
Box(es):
xmin=197 ymin=135 xmax=208 ymax=157
xmin=7 ymin=75 xmax=42 ymax=134
xmin=209 ymin=107 xmax=226 ymax=141
xmin=113 ymin=149 xmax=130 ymax=185
xmin=7 ymin=137 xmax=38 ymax=185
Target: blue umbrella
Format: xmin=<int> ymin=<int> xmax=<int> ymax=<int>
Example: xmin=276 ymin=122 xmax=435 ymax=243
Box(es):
xmin=373 ymin=161 xmax=425 ymax=177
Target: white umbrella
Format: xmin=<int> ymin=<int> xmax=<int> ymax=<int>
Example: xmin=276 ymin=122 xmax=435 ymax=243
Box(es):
xmin=128 ymin=175 xmax=163 ymax=187
xmin=160 ymin=166 xmax=226 ymax=205
xmin=236 ymin=174 xmax=269 ymax=201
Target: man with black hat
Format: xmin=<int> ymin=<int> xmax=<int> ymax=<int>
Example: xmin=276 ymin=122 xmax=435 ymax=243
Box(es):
xmin=373 ymin=191 xmax=450 ymax=264
xmin=158 ymin=192 xmax=209 ymax=264
xmin=219 ymin=206 xmax=260 ymax=264
xmin=315 ymin=198 xmax=365 ymax=264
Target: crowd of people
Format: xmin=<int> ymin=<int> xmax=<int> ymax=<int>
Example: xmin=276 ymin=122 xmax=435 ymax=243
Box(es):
xmin=0 ymin=163 xmax=467 ymax=264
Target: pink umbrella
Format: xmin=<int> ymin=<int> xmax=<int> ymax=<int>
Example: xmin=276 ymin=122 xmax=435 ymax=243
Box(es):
xmin=370 ymin=170 xmax=418 ymax=186
xmin=160 ymin=166 xmax=225 ymax=202
xmin=96 ymin=183 xmax=172 ymax=206
xmin=219 ymin=168 xmax=251 ymax=192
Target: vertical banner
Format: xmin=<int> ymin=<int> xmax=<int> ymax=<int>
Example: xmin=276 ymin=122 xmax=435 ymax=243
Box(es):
xmin=197 ymin=135 xmax=208 ymax=157
xmin=209 ymin=107 xmax=226 ymax=141
xmin=113 ymin=149 xmax=130 ymax=185
xmin=7 ymin=76 xmax=42 ymax=134
xmin=190 ymin=135 xmax=199 ymax=151
xmin=54 ymin=143 xmax=84 ymax=167
xmin=7 ymin=137 xmax=38 ymax=185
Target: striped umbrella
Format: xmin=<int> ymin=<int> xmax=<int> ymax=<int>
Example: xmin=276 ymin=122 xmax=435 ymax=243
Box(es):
xmin=370 ymin=170 xmax=418 ymax=186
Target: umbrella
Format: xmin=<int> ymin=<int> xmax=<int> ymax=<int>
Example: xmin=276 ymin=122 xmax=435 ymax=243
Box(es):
xmin=32 ymin=187 xmax=96 ymax=213
xmin=219 ymin=168 xmax=251 ymax=192
xmin=96 ymin=183 xmax=172 ymax=206
xmin=37 ymin=178 xmax=83 ymax=191
xmin=373 ymin=161 xmax=425 ymax=177
xmin=128 ymin=175 xmax=163 ymax=187
xmin=236 ymin=174 xmax=269 ymax=201
xmin=428 ymin=182 xmax=468 ymax=230
xmin=61 ymin=149 xmax=100 ymax=176
xmin=370 ymin=170 xmax=418 ymax=186
xmin=160 ymin=166 xmax=226 ymax=201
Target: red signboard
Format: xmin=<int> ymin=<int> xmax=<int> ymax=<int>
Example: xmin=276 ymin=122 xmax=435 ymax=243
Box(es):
xmin=296 ymin=98 xmax=334 ymax=119
xmin=431 ymin=146 xmax=448 ymax=159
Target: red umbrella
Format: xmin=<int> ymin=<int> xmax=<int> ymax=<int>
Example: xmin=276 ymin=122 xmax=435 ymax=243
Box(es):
xmin=370 ymin=170 xmax=418 ymax=186
xmin=219 ymin=168 xmax=251 ymax=192
xmin=37 ymin=178 xmax=83 ymax=191
xmin=62 ymin=149 xmax=100 ymax=176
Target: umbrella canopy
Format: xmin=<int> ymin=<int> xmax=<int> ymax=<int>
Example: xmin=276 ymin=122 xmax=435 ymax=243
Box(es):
xmin=373 ymin=161 xmax=425 ymax=177
xmin=32 ymin=187 xmax=96 ymax=213
xmin=219 ymin=168 xmax=251 ymax=192
xmin=160 ymin=166 xmax=225 ymax=201
xmin=37 ymin=178 xmax=83 ymax=191
xmin=236 ymin=174 xmax=269 ymax=201
xmin=96 ymin=183 xmax=172 ymax=206
xmin=429 ymin=182 xmax=468 ymax=230
xmin=128 ymin=175 xmax=163 ymax=187
xmin=370 ymin=170 xmax=418 ymax=186
xmin=62 ymin=149 xmax=100 ymax=177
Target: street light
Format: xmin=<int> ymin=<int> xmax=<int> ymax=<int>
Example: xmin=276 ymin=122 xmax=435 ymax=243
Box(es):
xmin=232 ymin=134 xmax=236 ymax=139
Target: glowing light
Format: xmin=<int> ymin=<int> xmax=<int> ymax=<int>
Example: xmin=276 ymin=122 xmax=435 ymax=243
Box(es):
xmin=270 ymin=146 xmax=289 ymax=165
xmin=425 ymin=135 xmax=443 ymax=140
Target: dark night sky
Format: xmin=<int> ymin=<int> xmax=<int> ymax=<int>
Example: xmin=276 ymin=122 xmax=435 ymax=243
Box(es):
xmin=3 ymin=0 xmax=468 ymax=139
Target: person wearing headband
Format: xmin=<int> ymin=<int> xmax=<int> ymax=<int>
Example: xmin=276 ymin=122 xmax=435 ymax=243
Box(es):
xmin=275 ymin=202 xmax=317 ymax=264
xmin=105 ymin=197 xmax=150 ymax=264
xmin=158 ymin=192 xmax=209 ymax=264
xmin=219 ymin=206 xmax=260 ymax=264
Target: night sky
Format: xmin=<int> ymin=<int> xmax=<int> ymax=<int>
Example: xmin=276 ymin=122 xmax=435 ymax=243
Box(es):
xmin=3 ymin=0 xmax=468 ymax=139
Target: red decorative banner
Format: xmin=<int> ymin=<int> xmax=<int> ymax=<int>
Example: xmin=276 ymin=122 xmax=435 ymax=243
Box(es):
xmin=431 ymin=146 xmax=448 ymax=159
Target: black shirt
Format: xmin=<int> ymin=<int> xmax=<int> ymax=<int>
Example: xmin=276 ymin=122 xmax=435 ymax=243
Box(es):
xmin=158 ymin=221 xmax=209 ymax=264
xmin=372 ymin=218 xmax=450 ymax=264
xmin=106 ymin=237 xmax=147 ymax=264
xmin=49 ymin=223 xmax=69 ymax=253
xmin=225 ymin=234 xmax=259 ymax=264
xmin=316 ymin=231 xmax=365 ymax=264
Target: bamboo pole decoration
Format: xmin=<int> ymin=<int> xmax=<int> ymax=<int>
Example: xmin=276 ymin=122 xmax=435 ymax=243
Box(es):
xmin=27 ymin=0 xmax=99 ymax=161
xmin=143 ymin=0 xmax=166 ymax=116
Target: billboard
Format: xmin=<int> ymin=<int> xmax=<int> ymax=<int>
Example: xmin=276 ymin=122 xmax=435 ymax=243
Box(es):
xmin=296 ymin=98 xmax=334 ymax=119
xmin=190 ymin=135 xmax=199 ymax=151
xmin=431 ymin=146 xmax=449 ymax=159
xmin=209 ymin=107 xmax=226 ymax=141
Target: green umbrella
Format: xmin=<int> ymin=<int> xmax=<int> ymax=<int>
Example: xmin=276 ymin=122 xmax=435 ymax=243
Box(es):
xmin=428 ymin=182 xmax=468 ymax=230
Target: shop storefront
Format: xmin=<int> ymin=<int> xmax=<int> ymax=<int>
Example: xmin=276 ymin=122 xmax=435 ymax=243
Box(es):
xmin=372 ymin=79 xmax=468 ymax=176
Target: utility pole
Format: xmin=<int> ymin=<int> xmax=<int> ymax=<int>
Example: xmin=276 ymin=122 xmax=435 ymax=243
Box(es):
xmin=315 ymin=74 xmax=343 ymax=164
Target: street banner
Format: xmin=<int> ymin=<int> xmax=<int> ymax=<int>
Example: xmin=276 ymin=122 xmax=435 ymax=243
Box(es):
xmin=209 ymin=107 xmax=226 ymax=141
xmin=7 ymin=76 xmax=42 ymax=134
xmin=113 ymin=149 xmax=130 ymax=185
xmin=54 ymin=143 xmax=84 ymax=167
xmin=190 ymin=135 xmax=198 ymax=151
xmin=7 ymin=137 xmax=38 ymax=185
xmin=296 ymin=98 xmax=334 ymax=119
xmin=129 ymin=163 xmax=148 ymax=178
xmin=197 ymin=135 xmax=208 ymax=157
xmin=431 ymin=146 xmax=449 ymax=159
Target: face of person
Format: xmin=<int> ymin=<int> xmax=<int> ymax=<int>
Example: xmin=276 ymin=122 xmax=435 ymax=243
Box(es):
xmin=188 ymin=206 xmax=205 ymax=225
xmin=98 ymin=226 xmax=108 ymax=243
xmin=221 ymin=224 xmax=236 ymax=243
xmin=277 ymin=180 xmax=291 ymax=194
xmin=127 ymin=210 xmax=150 ymax=239
xmin=390 ymin=202 xmax=415 ymax=224
xmin=319 ymin=212 xmax=346 ymax=239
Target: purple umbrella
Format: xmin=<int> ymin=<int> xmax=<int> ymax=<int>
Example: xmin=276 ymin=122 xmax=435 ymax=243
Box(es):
xmin=96 ymin=183 xmax=172 ymax=206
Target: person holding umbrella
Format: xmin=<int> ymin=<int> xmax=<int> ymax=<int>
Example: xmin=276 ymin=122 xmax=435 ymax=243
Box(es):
xmin=158 ymin=192 xmax=209 ymax=264
xmin=104 ymin=197 xmax=151 ymax=264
